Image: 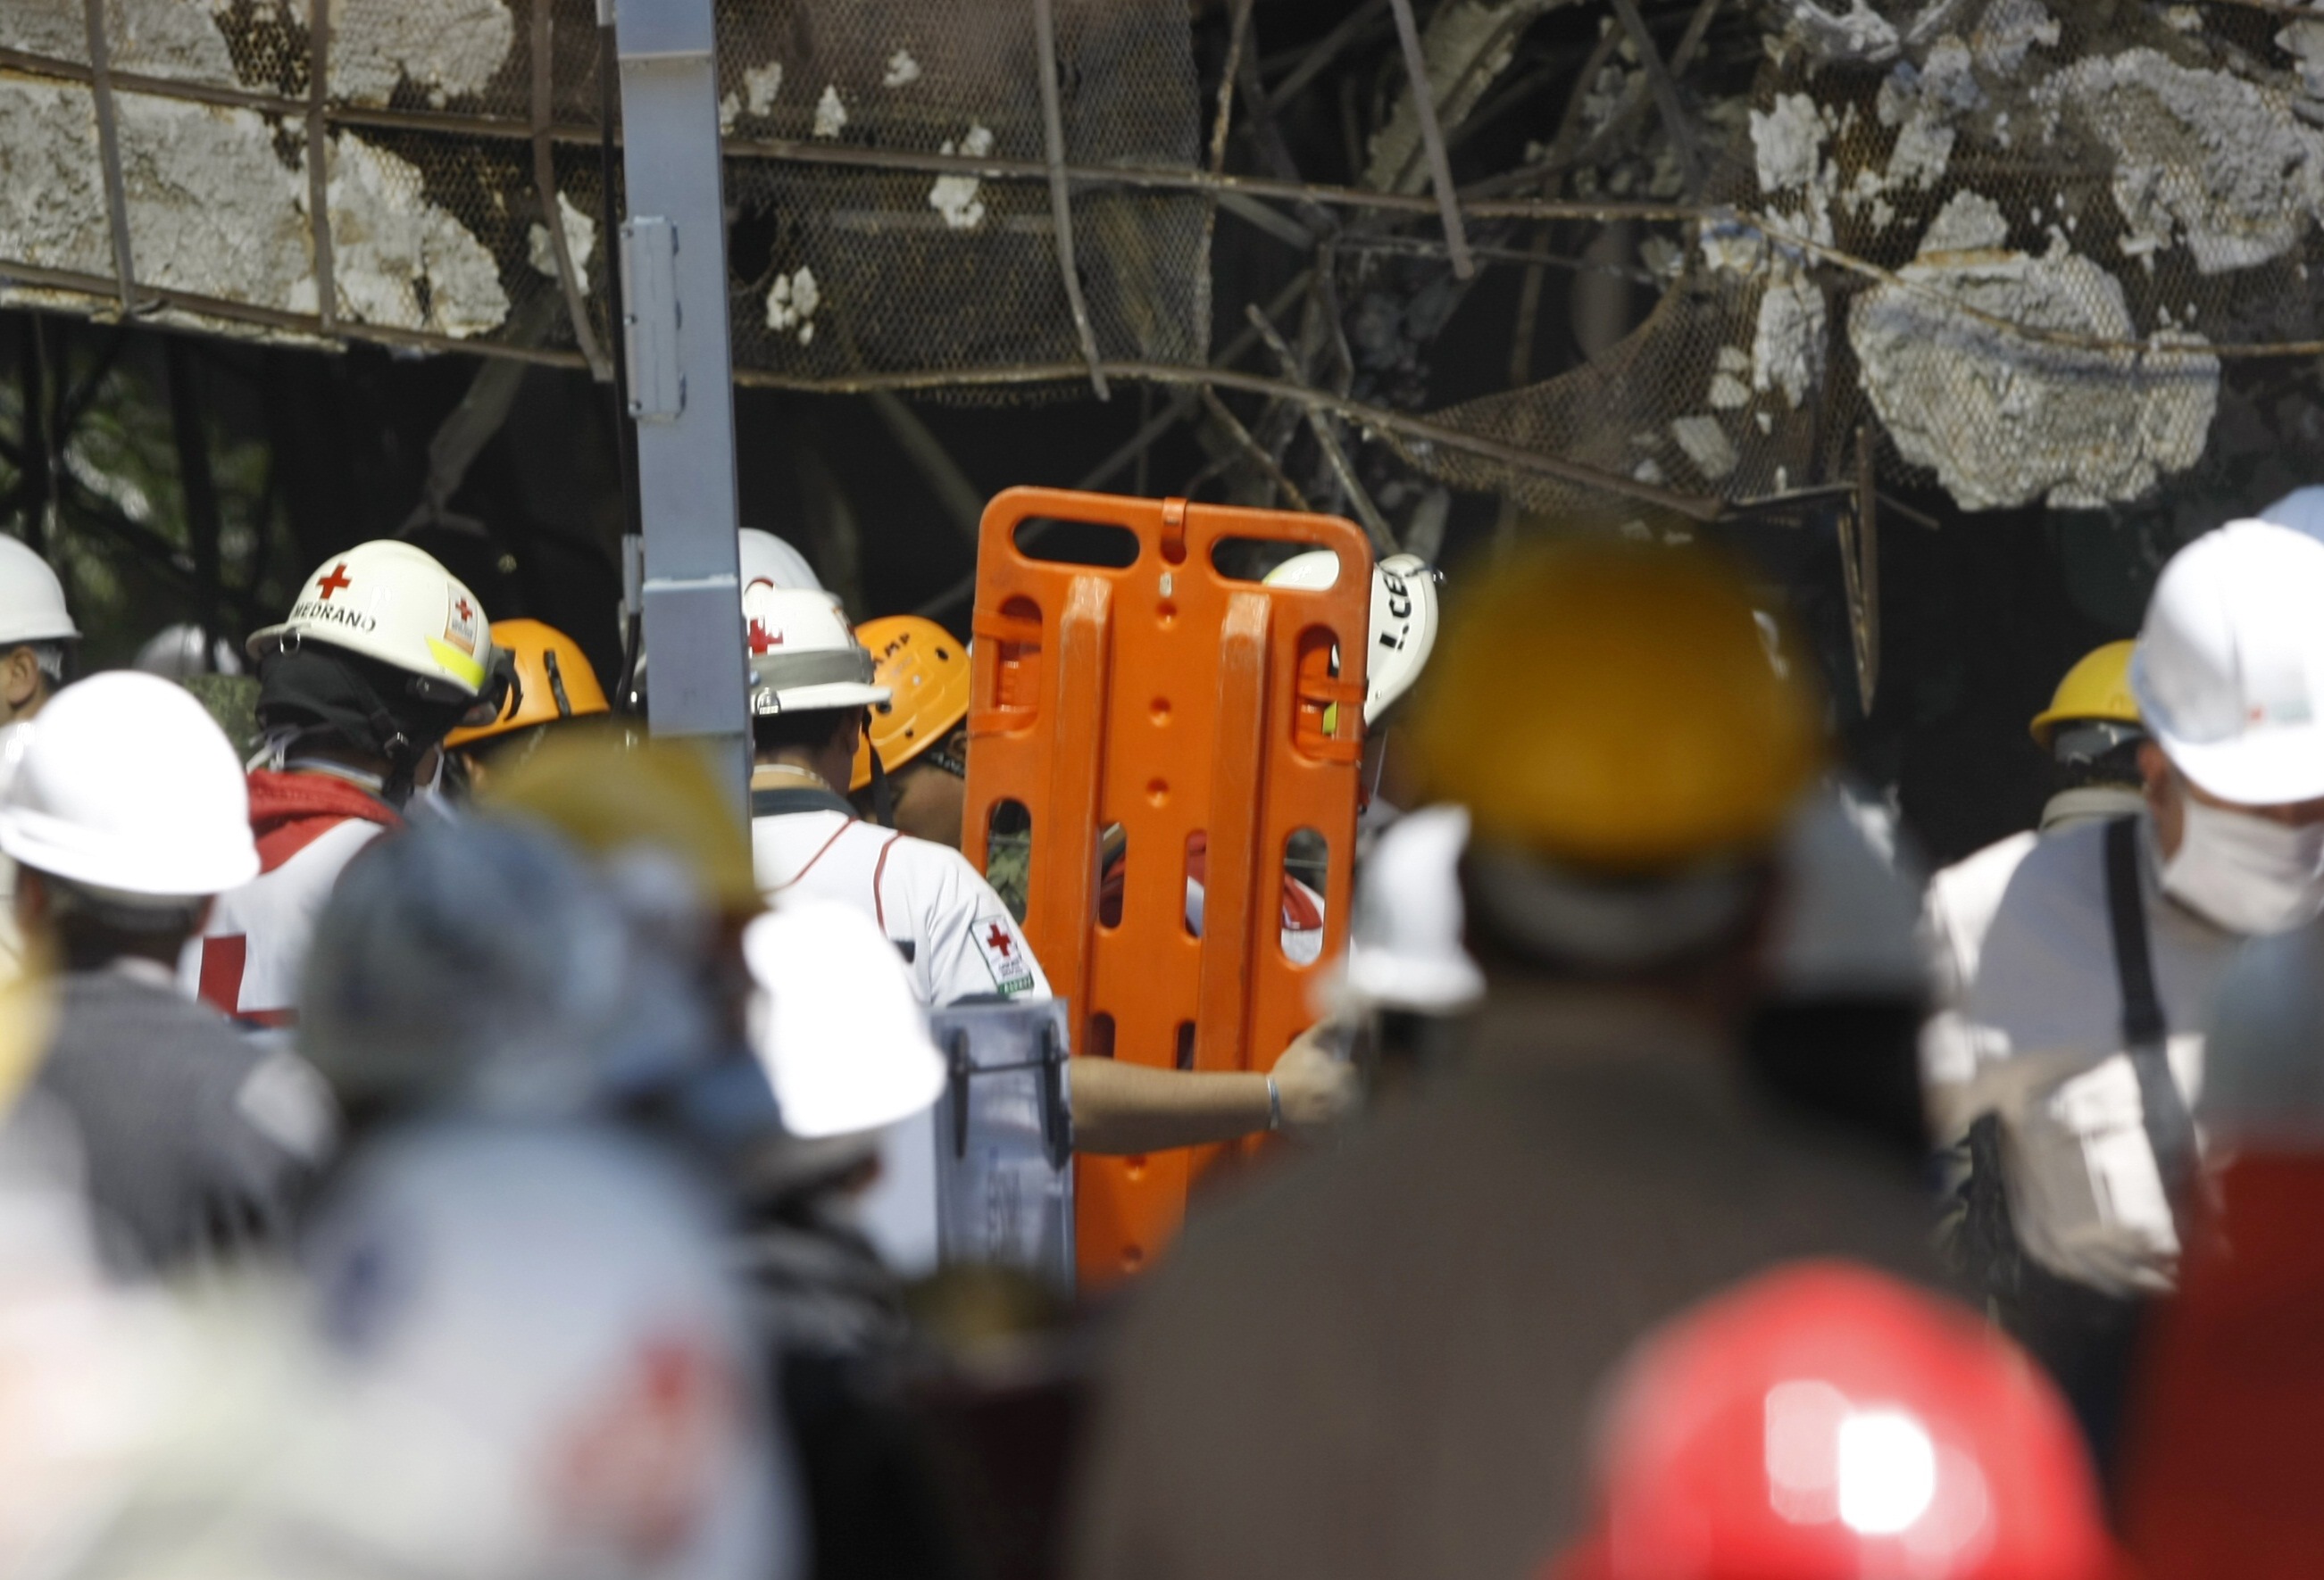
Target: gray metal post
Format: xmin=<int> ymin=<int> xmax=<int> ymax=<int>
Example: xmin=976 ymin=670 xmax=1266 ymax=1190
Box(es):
xmin=611 ymin=0 xmax=750 ymax=808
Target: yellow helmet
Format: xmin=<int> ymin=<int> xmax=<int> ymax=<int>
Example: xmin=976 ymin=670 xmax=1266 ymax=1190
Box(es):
xmin=480 ymin=734 xmax=760 ymax=915
xmin=445 ymin=619 xmax=610 ymax=749
xmin=2027 ymin=640 xmax=2138 ymax=749
xmin=848 ymin=616 xmax=972 ymax=793
xmin=1409 ymin=540 xmax=1824 ymax=873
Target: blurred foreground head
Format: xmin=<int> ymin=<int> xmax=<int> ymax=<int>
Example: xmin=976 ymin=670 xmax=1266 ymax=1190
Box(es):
xmin=1553 ymin=1263 xmax=2120 ymax=1580
xmin=299 ymin=816 xmax=717 ymax=1124
xmin=50 ymin=1123 xmax=798 ymax=1580
xmin=1410 ymin=540 xmax=1823 ymax=979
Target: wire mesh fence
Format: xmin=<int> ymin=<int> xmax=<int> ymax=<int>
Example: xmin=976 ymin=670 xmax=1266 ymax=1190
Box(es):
xmin=6 ymin=0 xmax=2324 ymax=533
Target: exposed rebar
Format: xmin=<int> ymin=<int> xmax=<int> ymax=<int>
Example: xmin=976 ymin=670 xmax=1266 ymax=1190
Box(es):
xmin=1032 ymin=0 xmax=1110 ymax=401
xmin=1384 ymin=0 xmax=1477 ymax=279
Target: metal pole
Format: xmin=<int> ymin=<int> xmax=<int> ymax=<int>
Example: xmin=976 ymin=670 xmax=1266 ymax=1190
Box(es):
xmin=610 ymin=0 xmax=749 ymax=808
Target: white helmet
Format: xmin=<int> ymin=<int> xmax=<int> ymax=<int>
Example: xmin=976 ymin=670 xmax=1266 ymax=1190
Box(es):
xmin=132 ymin=622 xmax=244 ymax=679
xmin=287 ymin=1118 xmax=796 ymax=1580
xmin=744 ymin=586 xmax=891 ymax=715
xmin=1317 ymin=802 xmax=1484 ymax=1017
xmin=0 ymin=672 xmax=258 ymax=899
xmin=0 ymin=537 xmax=78 ymax=647
xmin=632 ymin=532 xmax=828 ymax=702
xmin=744 ymin=898 xmax=943 ymax=1139
xmin=738 ymin=529 xmax=825 ymax=595
xmin=1263 ymin=550 xmax=1440 ymax=726
xmin=2131 ymin=520 xmax=2324 ymax=805
xmin=249 ymin=542 xmax=502 ymax=705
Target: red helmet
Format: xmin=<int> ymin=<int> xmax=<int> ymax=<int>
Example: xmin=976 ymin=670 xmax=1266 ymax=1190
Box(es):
xmin=1553 ymin=1263 xmax=2123 ymax=1580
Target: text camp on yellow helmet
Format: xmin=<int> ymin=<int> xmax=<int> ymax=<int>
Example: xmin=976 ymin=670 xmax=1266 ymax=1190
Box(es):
xmin=2028 ymin=639 xmax=2138 ymax=750
xmin=1408 ymin=537 xmax=1825 ymax=875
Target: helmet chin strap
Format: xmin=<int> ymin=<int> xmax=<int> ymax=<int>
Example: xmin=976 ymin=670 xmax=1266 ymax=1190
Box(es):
xmin=353 ymin=703 xmax=421 ymax=806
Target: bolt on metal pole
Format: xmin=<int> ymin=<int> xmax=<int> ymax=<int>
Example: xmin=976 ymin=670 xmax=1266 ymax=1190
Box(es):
xmin=610 ymin=0 xmax=750 ymax=811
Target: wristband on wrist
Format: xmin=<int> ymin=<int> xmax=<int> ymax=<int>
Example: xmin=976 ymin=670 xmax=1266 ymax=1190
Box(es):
xmin=1266 ymin=1073 xmax=1284 ymax=1133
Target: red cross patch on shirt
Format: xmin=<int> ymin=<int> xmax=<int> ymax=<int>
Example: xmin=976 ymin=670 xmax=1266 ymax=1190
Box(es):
xmin=973 ymin=913 xmax=1036 ymax=996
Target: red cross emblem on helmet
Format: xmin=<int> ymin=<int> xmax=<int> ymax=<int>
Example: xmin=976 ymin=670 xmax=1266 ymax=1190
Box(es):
xmin=317 ymin=562 xmax=354 ymax=600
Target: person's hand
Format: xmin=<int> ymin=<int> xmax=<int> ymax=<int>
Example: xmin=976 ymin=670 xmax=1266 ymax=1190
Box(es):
xmin=1270 ymin=1020 xmax=1362 ymax=1138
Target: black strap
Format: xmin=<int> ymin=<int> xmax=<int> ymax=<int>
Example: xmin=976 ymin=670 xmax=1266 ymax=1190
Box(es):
xmin=867 ymin=744 xmax=895 ymax=828
xmin=2103 ymin=817 xmax=2200 ymax=1222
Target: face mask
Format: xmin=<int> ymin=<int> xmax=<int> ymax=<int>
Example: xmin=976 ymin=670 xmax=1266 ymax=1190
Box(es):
xmin=2162 ymin=795 xmax=2324 ymax=935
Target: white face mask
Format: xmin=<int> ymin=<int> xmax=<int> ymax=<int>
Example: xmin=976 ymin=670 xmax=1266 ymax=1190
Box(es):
xmin=2162 ymin=794 xmax=2324 ymax=935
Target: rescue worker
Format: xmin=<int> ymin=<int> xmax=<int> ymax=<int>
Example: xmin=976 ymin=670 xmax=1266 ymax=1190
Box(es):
xmin=290 ymin=813 xmax=804 ymax=1573
xmin=2025 ymin=642 xmax=2149 ymax=833
xmin=1548 ymin=1264 xmax=2121 ymax=1580
xmin=1070 ymin=542 xmax=1942 ymax=1580
xmin=287 ymin=1118 xmax=801 ymax=1580
xmin=0 ymin=673 xmax=332 ymax=1276
xmin=187 ymin=542 xmax=508 ymax=1027
xmin=746 ymin=585 xmax=1032 ymax=1009
xmin=847 ymin=615 xmax=970 ymax=847
xmin=1919 ymin=646 xmax=2143 ymax=1235
xmin=1920 ymin=644 xmax=2142 ymax=1142
xmin=1922 ymin=520 xmax=2324 ymax=1463
xmin=71 ymin=1114 xmax=802 ymax=1580
xmin=442 ymin=618 xmax=613 ymax=794
xmin=0 ymin=536 xmax=78 ymax=728
xmin=0 ymin=536 xmax=80 ymax=977
xmin=746 ymin=587 xmax=1354 ymax=1161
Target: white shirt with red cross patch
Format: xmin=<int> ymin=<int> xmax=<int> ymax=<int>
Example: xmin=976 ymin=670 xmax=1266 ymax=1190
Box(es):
xmin=749 ymin=788 xmax=1051 ymax=1009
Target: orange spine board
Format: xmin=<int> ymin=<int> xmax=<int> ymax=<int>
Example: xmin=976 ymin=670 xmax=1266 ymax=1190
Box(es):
xmin=962 ymin=486 xmax=1370 ymax=1288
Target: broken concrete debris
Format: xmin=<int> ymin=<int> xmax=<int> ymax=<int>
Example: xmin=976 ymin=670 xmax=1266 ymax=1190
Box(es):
xmin=721 ymin=62 xmax=785 ymax=133
xmin=0 ymin=74 xmax=510 ymax=337
xmin=766 ymin=266 xmax=821 ymax=346
xmin=813 ymin=86 xmax=849 ymax=139
xmin=329 ymin=0 xmax=515 ymax=108
xmin=528 ymin=191 xmax=596 ymax=296
xmin=929 ymin=126 xmax=996 ymax=231
xmin=1850 ymin=190 xmax=2219 ymax=509
xmin=1670 ymin=414 xmax=1739 ymax=480
xmin=321 ymin=137 xmax=509 ymax=338
xmin=1753 ymin=261 xmax=1827 ymax=411
xmin=2043 ymin=48 xmax=2324 ymax=275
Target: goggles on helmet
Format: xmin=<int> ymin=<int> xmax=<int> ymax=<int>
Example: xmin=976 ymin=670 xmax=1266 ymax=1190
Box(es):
xmin=414 ymin=644 xmax=521 ymax=728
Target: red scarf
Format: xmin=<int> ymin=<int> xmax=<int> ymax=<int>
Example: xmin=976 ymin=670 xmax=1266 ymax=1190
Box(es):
xmin=246 ymin=769 xmax=402 ymax=874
